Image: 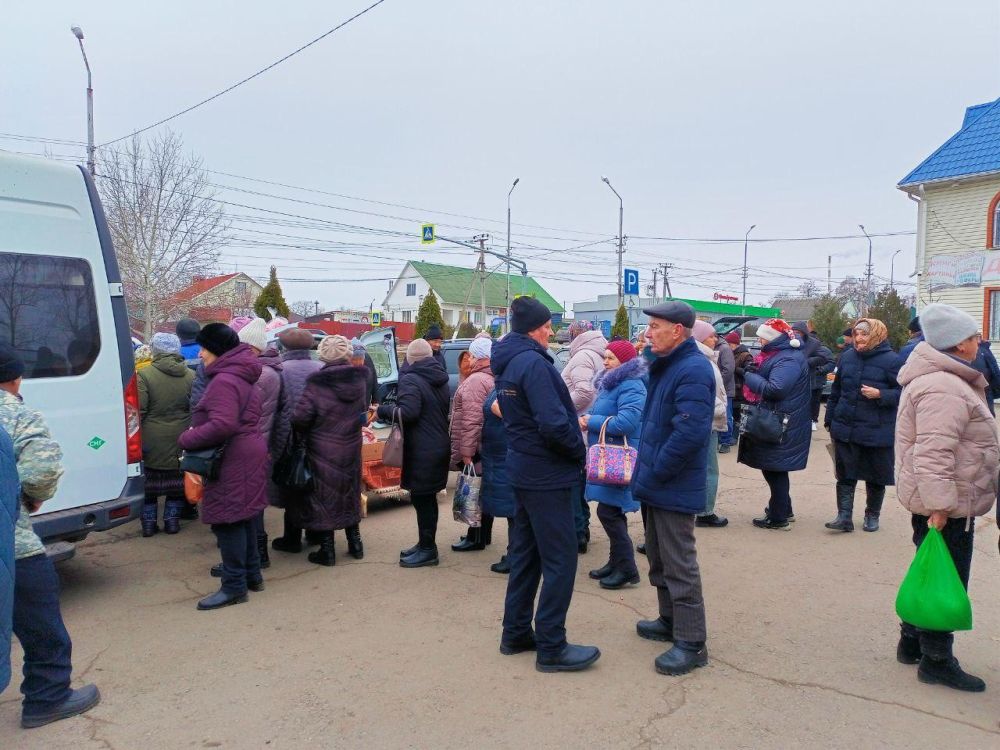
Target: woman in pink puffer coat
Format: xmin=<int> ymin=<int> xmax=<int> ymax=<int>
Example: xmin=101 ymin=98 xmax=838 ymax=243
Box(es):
xmin=893 ymin=304 xmax=999 ymax=694
xmin=449 ymin=336 xmax=495 ymax=554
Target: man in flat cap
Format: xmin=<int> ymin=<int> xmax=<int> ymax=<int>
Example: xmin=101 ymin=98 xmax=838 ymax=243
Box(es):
xmin=632 ymin=301 xmax=715 ymax=675
xmin=491 ymin=296 xmax=599 ymax=673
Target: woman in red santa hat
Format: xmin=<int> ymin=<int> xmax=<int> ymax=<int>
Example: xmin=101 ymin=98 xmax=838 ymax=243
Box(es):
xmin=735 ymin=319 xmax=812 ymax=530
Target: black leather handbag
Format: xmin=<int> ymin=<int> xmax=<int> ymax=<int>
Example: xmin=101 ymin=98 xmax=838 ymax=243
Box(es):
xmin=741 ymin=403 xmax=789 ymax=445
xmin=179 ymin=446 xmax=225 ymax=480
xmin=272 ymin=433 xmax=314 ymax=491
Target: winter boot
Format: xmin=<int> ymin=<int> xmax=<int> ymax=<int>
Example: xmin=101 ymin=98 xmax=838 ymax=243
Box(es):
xmin=401 ymin=530 xmax=439 ymax=568
xmin=346 ymin=525 xmax=364 ymax=560
xmin=452 ymin=525 xmax=484 ymax=552
xmin=863 ymin=484 xmax=885 ymax=532
xmin=824 ymin=483 xmax=855 ymax=532
xmin=490 ymin=554 xmax=511 ymax=574
xmin=307 ymin=532 xmax=336 ymax=566
xmin=304 ymin=530 xmax=324 ymax=547
xmin=141 ymin=501 xmax=160 ymax=538
xmin=271 ymin=517 xmax=303 ymax=553
xmin=399 ymin=541 xmax=420 ymax=559
xmin=918 ymin=657 xmax=986 ymax=692
xmin=257 ymin=534 xmax=271 ymax=569
xmin=163 ymin=498 xmax=184 ymax=535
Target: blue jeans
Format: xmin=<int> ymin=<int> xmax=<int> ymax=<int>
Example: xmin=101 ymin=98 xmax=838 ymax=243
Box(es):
xmin=699 ymin=432 xmax=720 ymax=516
xmin=503 ymin=485 xmax=578 ymax=657
xmin=720 ymin=398 xmax=735 ymax=446
xmin=12 ymin=553 xmax=73 ymax=716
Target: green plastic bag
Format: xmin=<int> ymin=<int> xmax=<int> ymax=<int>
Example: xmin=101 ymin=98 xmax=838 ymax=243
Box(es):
xmin=895 ymin=527 xmax=972 ymax=632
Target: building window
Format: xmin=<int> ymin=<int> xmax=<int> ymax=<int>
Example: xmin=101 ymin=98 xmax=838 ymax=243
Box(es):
xmin=235 ymin=281 xmax=248 ymax=295
xmin=988 ymin=192 xmax=1000 ymax=249
xmin=401 ymin=310 xmax=412 ymax=323
xmin=406 ymin=283 xmax=417 ymax=297
xmin=987 ymin=288 xmax=1000 ymax=341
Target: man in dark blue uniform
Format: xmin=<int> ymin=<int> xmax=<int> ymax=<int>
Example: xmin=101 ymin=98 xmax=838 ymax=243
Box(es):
xmin=491 ymin=297 xmax=600 ymax=673
xmin=632 ymin=301 xmax=715 ymax=675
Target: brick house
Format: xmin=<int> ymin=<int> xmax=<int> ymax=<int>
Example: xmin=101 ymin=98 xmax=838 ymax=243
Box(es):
xmin=139 ymin=272 xmax=264 ymax=335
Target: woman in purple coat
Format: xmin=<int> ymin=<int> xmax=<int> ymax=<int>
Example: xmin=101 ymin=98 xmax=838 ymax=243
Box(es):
xmin=291 ymin=335 xmax=367 ymax=566
xmin=178 ymin=324 xmax=268 ymax=611
xmin=269 ymin=328 xmax=323 ymax=553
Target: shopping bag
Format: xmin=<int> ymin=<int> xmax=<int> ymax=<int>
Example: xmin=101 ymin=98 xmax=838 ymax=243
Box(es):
xmin=895 ymin=527 xmax=973 ymax=632
xmin=184 ymin=472 xmax=204 ymax=504
xmin=585 ymin=418 xmax=638 ymax=487
xmin=382 ymin=408 xmax=404 ymax=468
xmin=452 ymin=465 xmax=482 ymax=527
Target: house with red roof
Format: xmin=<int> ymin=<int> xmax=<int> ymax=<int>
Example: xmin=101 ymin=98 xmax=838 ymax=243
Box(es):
xmin=140 ymin=272 xmax=265 ymax=335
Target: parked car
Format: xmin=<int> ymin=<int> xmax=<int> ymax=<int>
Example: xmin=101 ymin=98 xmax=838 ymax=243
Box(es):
xmin=440 ymin=338 xmax=475 ymax=396
xmin=2 ymin=152 xmax=144 ymax=559
xmin=551 ymin=345 xmax=572 ymax=372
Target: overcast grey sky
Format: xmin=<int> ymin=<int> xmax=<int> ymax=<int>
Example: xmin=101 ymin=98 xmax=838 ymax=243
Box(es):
xmin=4 ymin=1 xmax=1000 ymax=314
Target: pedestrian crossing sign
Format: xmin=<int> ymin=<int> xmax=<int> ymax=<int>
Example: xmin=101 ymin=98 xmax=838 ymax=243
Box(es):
xmin=421 ymin=224 xmax=435 ymax=244
xmin=371 ymin=311 xmax=382 ymax=326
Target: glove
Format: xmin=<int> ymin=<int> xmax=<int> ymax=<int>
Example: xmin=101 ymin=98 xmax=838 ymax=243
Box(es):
xmin=744 ymin=362 xmax=758 ymax=376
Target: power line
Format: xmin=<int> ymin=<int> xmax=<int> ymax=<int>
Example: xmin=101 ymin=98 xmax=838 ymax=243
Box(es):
xmin=99 ymin=0 xmax=389 ymax=146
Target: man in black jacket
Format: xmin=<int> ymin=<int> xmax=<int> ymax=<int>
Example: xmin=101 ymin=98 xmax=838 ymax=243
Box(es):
xmin=792 ymin=321 xmax=834 ymax=431
xmin=491 ymin=297 xmax=600 ymax=673
xmin=424 ymin=325 xmax=447 ymax=370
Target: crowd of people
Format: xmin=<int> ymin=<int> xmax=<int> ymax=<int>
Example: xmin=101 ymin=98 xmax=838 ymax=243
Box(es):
xmin=3 ymin=295 xmax=1000 ymax=729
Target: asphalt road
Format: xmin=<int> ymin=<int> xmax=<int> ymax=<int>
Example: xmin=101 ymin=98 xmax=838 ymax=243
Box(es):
xmin=3 ymin=427 xmax=1000 ymax=748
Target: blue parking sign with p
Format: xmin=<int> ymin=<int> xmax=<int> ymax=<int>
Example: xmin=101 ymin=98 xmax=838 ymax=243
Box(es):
xmin=624 ymin=268 xmax=640 ymax=295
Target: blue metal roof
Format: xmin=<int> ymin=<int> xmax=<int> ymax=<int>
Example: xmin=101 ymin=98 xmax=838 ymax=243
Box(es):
xmin=899 ymin=98 xmax=1000 ymax=186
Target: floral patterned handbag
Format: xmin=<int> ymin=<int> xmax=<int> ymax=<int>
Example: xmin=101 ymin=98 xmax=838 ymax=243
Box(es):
xmin=586 ymin=418 xmax=638 ymax=487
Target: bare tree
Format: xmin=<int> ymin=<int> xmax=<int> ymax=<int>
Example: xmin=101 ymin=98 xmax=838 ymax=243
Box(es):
xmin=796 ymin=279 xmax=820 ymax=297
xmin=98 ymin=131 xmax=229 ymax=340
xmin=290 ymin=300 xmax=317 ymax=318
xmin=835 ymin=275 xmax=868 ymax=315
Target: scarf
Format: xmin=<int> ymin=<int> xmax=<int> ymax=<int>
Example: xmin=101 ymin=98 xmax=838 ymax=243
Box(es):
xmin=853 ymin=318 xmax=888 ymax=352
xmin=742 ymin=347 xmax=781 ymax=404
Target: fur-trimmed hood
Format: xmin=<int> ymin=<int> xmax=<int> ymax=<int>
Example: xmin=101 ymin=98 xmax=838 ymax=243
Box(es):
xmin=594 ymin=356 xmax=646 ymax=393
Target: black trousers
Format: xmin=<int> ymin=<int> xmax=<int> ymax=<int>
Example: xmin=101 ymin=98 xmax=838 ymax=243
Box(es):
xmin=900 ymin=515 xmax=974 ymax=660
xmin=763 ymin=470 xmax=792 ymax=522
xmin=410 ymin=491 xmax=439 ymax=546
xmin=212 ymin=519 xmax=261 ymax=596
xmin=503 ymin=485 xmax=578 ymax=658
xmin=596 ymin=502 xmax=637 ymax=575
xmin=810 ymin=388 xmax=823 ymax=423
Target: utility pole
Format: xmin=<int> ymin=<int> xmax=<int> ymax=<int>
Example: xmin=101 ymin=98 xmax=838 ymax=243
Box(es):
xmin=648 ymin=268 xmax=660 ymax=301
xmin=742 ymin=224 xmax=756 ymax=315
xmin=474 ymin=233 xmax=490 ymax=330
xmin=601 ymin=177 xmax=625 ymax=306
xmin=827 ymin=256 xmax=832 ymax=294
xmin=70 ymin=27 xmax=95 ymax=176
xmin=890 ymin=249 xmax=902 ymax=292
xmin=859 ymin=224 xmax=873 ymax=316
xmin=660 ymin=263 xmax=674 ymax=298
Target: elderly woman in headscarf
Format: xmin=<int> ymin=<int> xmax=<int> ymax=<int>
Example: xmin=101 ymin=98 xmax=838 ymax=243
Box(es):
xmin=449 ymin=335 xmax=495 ymax=553
xmin=823 ymin=317 xmax=900 ymax=532
xmin=291 ymin=335 xmax=368 ymax=566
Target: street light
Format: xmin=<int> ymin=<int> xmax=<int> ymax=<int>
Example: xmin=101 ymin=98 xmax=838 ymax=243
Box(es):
xmin=741 ymin=224 xmax=756 ymax=315
xmin=890 ymin=249 xmax=903 ymax=292
xmin=70 ymin=26 xmax=95 ymax=176
xmin=601 ymin=176 xmax=625 ymax=306
xmin=506 ymin=177 xmax=519 ymax=333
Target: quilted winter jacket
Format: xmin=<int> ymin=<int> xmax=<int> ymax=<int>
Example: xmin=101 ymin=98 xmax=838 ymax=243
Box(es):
xmin=138 ymin=353 xmax=194 ymax=470
xmin=561 ymin=330 xmax=608 ymax=414
xmin=739 ymin=335 xmax=812 ymax=472
xmin=825 ymin=341 xmax=900 ymax=448
xmin=895 ymin=342 xmax=999 ymax=520
xmin=583 ymin=358 xmax=646 ymax=510
xmin=450 ymin=358 xmax=494 ymax=465
xmin=0 ymin=428 xmax=17 ymax=693
xmin=632 ymin=337 xmax=715 ymax=513
xmin=256 ymin=354 xmax=282 ymax=449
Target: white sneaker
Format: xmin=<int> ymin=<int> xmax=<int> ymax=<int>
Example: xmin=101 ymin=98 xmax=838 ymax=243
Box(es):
xmin=811 ymin=422 xmax=818 ymax=432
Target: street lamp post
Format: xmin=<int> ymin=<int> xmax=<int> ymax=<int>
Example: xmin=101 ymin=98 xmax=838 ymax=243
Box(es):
xmin=859 ymin=224 xmax=873 ymax=315
xmin=741 ymin=224 xmax=756 ymax=315
xmin=890 ymin=249 xmax=902 ymax=293
xmin=70 ymin=26 xmax=95 ymax=176
xmin=602 ymin=177 xmax=624 ymax=307
xmin=506 ymin=178 xmax=519 ymax=333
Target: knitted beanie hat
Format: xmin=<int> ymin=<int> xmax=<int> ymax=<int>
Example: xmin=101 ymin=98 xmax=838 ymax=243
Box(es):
xmin=318 ymin=335 xmax=352 ymax=363
xmin=237 ymin=318 xmax=267 ymax=352
xmin=150 ymin=332 xmax=181 ymax=356
xmin=607 ymin=339 xmax=637 ymax=364
xmin=691 ymin=320 xmax=716 ymax=343
xmin=920 ymin=303 xmax=979 ymax=351
xmin=469 ymin=337 xmax=493 ymax=360
xmin=406 ymin=338 xmax=434 ymax=364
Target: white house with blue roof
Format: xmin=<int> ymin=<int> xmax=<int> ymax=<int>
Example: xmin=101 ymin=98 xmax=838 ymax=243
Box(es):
xmin=899 ymin=97 xmax=1000 ymax=343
